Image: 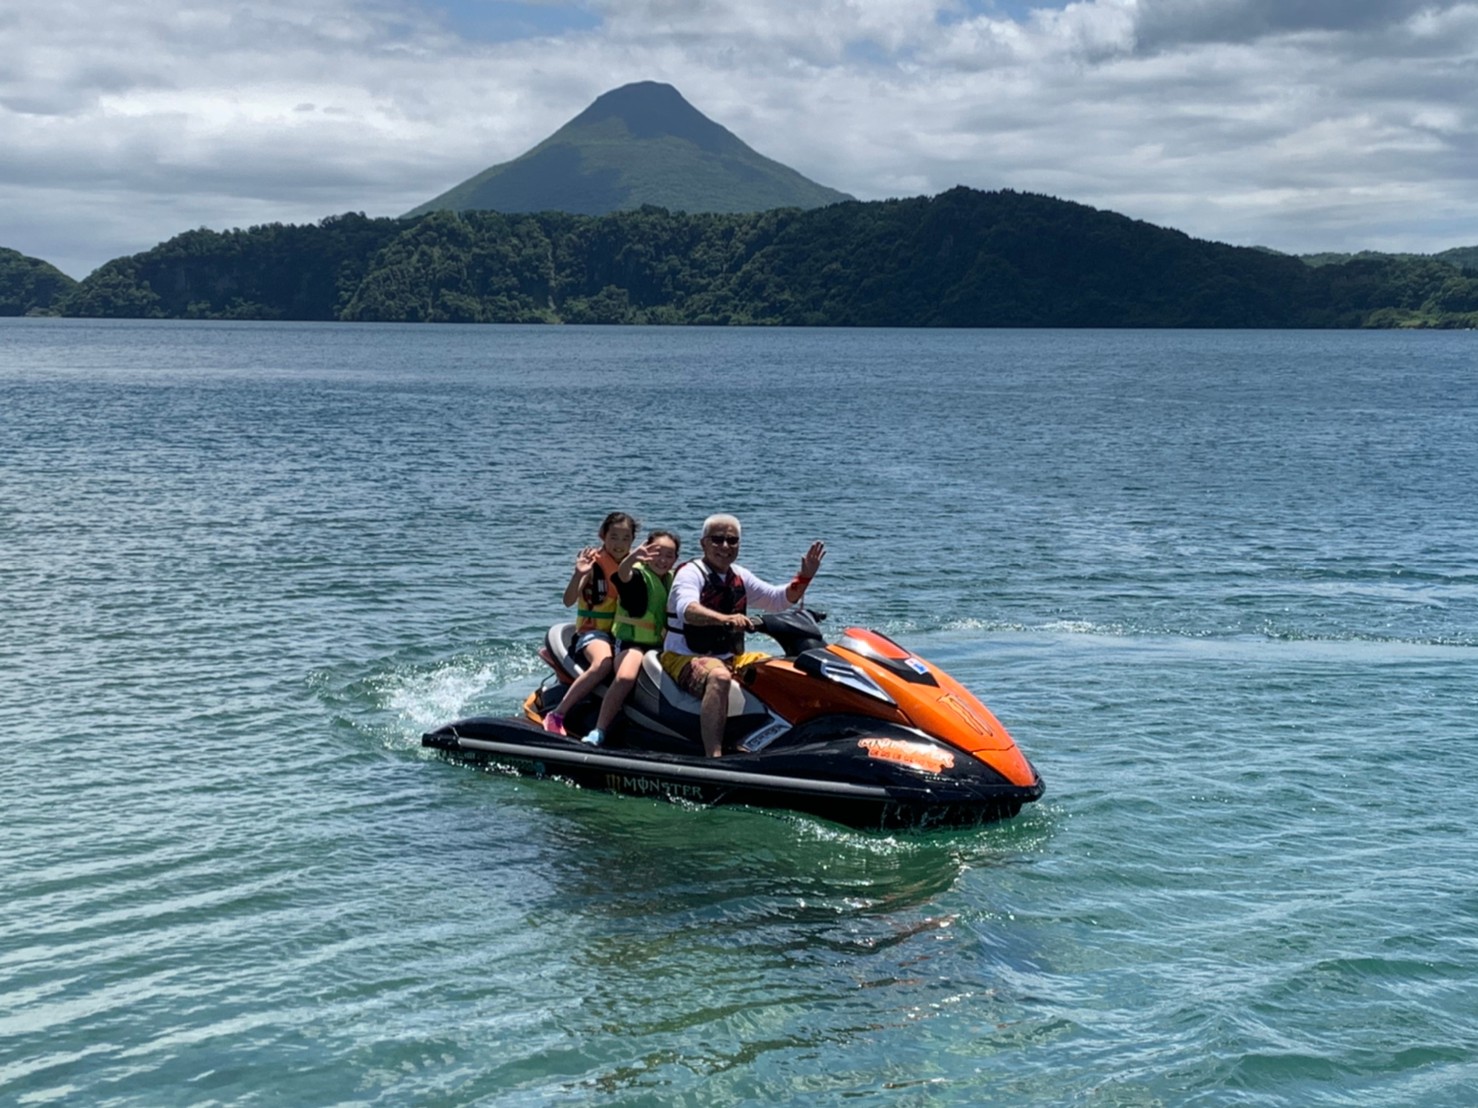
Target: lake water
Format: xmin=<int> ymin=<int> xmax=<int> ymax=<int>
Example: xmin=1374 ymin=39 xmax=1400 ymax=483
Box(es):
xmin=2 ymin=320 xmax=1476 ymax=1105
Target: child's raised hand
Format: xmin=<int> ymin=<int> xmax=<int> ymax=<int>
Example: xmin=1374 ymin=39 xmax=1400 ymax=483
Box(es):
xmin=632 ymin=540 xmax=661 ymax=564
xmin=574 ymin=546 xmax=600 ymax=574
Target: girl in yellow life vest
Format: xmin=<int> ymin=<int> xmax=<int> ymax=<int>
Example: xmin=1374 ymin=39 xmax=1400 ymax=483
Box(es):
xmin=583 ymin=530 xmax=681 ymax=747
xmin=544 ymin=511 xmax=636 ymax=736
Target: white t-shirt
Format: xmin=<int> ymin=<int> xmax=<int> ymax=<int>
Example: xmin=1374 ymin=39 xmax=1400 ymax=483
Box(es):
xmin=664 ymin=559 xmax=791 ymax=658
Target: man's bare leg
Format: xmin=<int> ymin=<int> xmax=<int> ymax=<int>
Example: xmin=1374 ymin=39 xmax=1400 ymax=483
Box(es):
xmin=697 ymin=660 xmax=733 ymax=757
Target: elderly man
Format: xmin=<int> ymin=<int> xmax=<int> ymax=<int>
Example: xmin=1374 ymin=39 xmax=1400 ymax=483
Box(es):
xmin=660 ymin=514 xmax=825 ymax=757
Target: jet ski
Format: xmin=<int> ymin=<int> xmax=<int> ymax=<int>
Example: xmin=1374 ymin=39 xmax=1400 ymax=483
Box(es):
xmin=422 ymin=610 xmax=1043 ymax=831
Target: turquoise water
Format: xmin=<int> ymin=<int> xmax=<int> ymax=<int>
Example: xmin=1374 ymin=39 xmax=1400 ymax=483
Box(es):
xmin=2 ymin=320 xmax=1476 ymax=1104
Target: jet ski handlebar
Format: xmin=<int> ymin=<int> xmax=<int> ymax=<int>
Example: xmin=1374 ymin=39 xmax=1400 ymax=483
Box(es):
xmin=751 ymin=608 xmax=828 ymax=656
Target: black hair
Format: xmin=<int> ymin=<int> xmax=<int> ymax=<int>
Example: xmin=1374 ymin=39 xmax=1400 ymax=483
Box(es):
xmin=646 ymin=529 xmax=681 ymax=554
xmin=599 ymin=512 xmax=638 ymax=537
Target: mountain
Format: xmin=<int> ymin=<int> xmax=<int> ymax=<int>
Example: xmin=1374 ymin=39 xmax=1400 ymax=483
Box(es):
xmin=404 ymin=81 xmax=852 ymax=218
xmin=0 ymin=247 xmax=77 ymax=315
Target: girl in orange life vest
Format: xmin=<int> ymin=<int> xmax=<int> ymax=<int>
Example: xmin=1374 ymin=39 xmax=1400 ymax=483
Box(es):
xmin=582 ymin=529 xmax=681 ymax=747
xmin=544 ymin=511 xmax=637 ymax=736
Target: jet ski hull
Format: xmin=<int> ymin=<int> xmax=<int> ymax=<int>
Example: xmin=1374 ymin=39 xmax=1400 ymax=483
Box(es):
xmin=423 ymin=715 xmax=1044 ymax=832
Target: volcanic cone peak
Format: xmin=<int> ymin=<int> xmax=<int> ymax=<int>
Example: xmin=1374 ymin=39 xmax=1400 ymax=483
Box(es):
xmin=404 ymin=81 xmax=852 ymax=218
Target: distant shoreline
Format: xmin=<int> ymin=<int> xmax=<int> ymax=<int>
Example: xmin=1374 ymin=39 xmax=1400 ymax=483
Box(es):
xmin=6 ymin=191 xmax=1478 ymax=328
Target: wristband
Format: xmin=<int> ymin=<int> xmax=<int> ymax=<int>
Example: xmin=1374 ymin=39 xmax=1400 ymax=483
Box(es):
xmin=790 ymin=574 xmax=812 ymax=590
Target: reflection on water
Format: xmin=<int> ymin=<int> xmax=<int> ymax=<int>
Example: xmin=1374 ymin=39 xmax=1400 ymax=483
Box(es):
xmin=451 ymin=790 xmax=1051 ymax=1099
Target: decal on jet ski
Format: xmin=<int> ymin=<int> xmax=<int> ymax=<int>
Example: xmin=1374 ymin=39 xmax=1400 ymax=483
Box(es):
xmin=605 ymin=773 xmax=706 ymax=801
xmin=738 ymin=719 xmax=790 ymax=753
xmin=859 ymin=737 xmax=956 ymax=774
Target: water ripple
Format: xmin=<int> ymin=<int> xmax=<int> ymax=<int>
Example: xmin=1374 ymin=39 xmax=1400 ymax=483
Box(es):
xmin=3 ymin=322 xmax=1476 ymax=1105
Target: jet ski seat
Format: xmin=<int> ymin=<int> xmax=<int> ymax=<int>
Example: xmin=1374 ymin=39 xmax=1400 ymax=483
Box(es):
xmin=544 ymin=622 xmax=773 ymax=741
xmin=629 ymin=650 xmax=769 ymax=731
xmin=545 ymin=623 xmax=584 ymax=679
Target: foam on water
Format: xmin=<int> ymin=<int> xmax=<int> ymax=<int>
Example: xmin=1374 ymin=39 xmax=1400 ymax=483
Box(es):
xmin=308 ymin=641 xmax=546 ymax=752
xmin=373 ymin=650 xmax=540 ymax=732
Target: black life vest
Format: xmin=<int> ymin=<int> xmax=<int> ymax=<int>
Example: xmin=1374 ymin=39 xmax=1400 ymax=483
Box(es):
xmin=675 ymin=559 xmax=748 ymax=656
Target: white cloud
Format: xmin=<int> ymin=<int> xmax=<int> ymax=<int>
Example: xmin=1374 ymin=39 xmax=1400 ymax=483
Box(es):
xmin=4 ymin=0 xmax=1478 ymax=278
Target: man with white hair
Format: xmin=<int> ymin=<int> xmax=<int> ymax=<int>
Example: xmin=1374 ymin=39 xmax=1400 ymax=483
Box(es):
xmin=660 ymin=514 xmax=825 ymax=757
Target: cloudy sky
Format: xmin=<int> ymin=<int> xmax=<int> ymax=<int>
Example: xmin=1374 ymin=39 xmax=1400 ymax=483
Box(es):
xmin=5 ymin=0 xmax=1476 ymax=278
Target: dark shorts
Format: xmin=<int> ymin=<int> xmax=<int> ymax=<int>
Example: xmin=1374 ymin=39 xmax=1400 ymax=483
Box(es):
xmin=573 ymin=630 xmax=615 ymax=658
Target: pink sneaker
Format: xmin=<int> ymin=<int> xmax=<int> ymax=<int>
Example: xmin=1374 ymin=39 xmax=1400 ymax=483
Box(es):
xmin=542 ymin=712 xmax=566 ymax=736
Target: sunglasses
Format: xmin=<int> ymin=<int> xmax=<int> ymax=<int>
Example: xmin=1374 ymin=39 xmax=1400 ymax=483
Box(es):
xmin=706 ymin=534 xmax=740 ymax=546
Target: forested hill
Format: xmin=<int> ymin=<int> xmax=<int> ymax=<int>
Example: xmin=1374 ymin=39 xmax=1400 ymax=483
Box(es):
xmin=1301 ymin=245 xmax=1478 ymax=271
xmin=26 ymin=188 xmax=1478 ymax=327
xmin=0 ymin=247 xmax=77 ymax=316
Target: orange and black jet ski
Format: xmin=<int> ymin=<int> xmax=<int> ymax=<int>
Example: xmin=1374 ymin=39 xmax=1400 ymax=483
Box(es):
xmin=422 ymin=610 xmax=1043 ymax=831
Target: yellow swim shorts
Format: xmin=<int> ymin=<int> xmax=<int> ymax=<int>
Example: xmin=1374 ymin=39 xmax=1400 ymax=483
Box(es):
xmin=659 ymin=650 xmax=772 ymax=697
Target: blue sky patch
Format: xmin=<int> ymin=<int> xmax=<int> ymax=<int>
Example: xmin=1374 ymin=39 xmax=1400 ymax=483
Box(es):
xmin=940 ymin=0 xmax=1070 ymax=25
